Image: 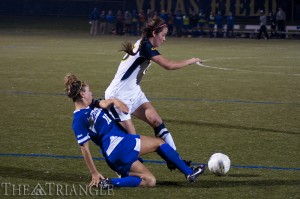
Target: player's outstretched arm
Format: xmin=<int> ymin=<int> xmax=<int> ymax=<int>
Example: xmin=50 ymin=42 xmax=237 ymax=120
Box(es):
xmin=99 ymin=98 xmax=129 ymax=114
xmin=152 ymin=55 xmax=201 ymax=70
xmin=80 ymin=142 xmax=104 ymax=187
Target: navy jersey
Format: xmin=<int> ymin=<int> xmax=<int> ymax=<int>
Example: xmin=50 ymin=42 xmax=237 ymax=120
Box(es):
xmin=105 ymin=38 xmax=160 ymax=101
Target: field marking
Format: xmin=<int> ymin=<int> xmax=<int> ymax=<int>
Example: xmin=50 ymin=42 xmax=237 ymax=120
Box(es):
xmin=1 ymin=90 xmax=298 ymax=105
xmin=0 ymin=153 xmax=299 ymax=171
xmin=200 ymin=57 xmax=300 ymax=76
xmin=149 ymin=97 xmax=295 ymax=105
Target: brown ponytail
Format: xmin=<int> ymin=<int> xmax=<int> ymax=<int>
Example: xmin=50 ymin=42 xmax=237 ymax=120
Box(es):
xmin=64 ymin=73 xmax=86 ymax=102
xmin=120 ymin=41 xmax=136 ymax=56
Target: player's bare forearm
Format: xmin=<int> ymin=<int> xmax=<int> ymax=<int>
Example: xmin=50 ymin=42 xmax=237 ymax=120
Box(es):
xmin=81 ymin=142 xmax=104 ymax=187
xmin=152 ymin=55 xmax=201 ymax=70
xmin=99 ymin=98 xmax=129 ymax=113
xmin=81 ymin=142 xmax=99 ymax=175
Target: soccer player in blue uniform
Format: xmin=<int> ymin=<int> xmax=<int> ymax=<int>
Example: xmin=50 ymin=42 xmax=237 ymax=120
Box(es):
xmin=64 ymin=73 xmax=205 ymax=188
xmin=226 ymin=12 xmax=235 ymax=38
xmin=105 ymin=16 xmax=202 ymax=170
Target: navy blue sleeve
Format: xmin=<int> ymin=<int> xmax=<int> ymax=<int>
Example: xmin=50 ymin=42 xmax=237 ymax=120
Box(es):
xmin=140 ymin=39 xmax=160 ymax=60
xmin=90 ymin=98 xmax=102 ymax=108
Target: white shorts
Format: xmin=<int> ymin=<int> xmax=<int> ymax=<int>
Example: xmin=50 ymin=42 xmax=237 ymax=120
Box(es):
xmin=107 ymin=91 xmax=149 ymax=122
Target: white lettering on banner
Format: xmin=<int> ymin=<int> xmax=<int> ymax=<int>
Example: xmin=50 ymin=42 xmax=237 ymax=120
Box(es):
xmin=134 ymin=0 xmax=277 ymax=16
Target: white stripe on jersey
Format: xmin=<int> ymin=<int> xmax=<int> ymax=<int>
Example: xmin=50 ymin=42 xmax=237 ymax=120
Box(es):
xmin=77 ymin=135 xmax=90 ymax=144
xmin=106 ymin=136 xmax=124 ymax=156
xmin=89 ymin=108 xmax=102 ymax=133
xmin=134 ymin=138 xmax=141 ymax=152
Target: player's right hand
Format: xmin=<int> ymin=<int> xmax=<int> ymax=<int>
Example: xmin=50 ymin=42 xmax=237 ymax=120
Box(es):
xmin=89 ymin=172 xmax=104 ymax=187
xmin=113 ymin=98 xmax=129 ymax=114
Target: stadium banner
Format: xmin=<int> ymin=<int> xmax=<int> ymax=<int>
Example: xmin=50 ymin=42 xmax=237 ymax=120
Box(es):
xmin=0 ymin=0 xmax=294 ymax=20
xmin=123 ymin=0 xmax=292 ymax=19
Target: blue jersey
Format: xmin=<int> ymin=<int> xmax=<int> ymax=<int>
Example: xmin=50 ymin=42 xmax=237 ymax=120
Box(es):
xmin=72 ymin=104 xmax=141 ymax=176
xmin=72 ymin=106 xmax=125 ymax=154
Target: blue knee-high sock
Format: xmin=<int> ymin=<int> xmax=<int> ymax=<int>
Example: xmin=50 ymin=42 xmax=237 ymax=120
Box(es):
xmin=110 ymin=176 xmax=142 ymax=187
xmin=154 ymin=123 xmax=176 ymax=150
xmin=157 ymin=143 xmax=193 ymax=175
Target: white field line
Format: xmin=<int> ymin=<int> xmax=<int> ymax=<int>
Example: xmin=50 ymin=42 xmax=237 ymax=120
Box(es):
xmin=198 ymin=57 xmax=300 ymax=76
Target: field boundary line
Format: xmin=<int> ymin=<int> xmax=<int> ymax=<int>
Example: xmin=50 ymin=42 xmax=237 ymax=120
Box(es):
xmin=1 ymin=153 xmax=299 ymax=171
xmin=1 ymin=90 xmax=298 ymax=105
xmin=201 ymin=57 xmax=300 ymax=76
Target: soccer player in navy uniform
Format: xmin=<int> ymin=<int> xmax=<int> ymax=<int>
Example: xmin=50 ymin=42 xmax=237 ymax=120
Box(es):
xmin=207 ymin=11 xmax=216 ymax=38
xmin=198 ymin=10 xmax=207 ymax=36
xmin=105 ymin=16 xmax=202 ymax=170
xmin=257 ymin=10 xmax=269 ymax=40
xmin=64 ymin=73 xmax=205 ymax=188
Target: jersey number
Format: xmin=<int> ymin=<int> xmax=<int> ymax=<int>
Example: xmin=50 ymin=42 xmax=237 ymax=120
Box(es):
xmin=102 ymin=114 xmax=112 ymax=125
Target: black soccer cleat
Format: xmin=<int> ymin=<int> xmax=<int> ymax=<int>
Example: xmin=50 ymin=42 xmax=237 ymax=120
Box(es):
xmin=99 ymin=178 xmax=114 ymax=189
xmin=167 ymin=160 xmax=192 ymax=171
xmin=186 ymin=164 xmax=205 ymax=183
xmin=184 ymin=160 xmax=192 ymax=167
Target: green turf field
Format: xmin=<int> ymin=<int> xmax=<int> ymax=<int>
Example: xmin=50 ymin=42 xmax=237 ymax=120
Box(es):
xmin=0 ymin=23 xmax=299 ymax=198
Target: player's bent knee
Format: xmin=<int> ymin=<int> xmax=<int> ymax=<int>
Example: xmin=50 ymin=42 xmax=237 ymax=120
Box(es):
xmin=141 ymin=174 xmax=156 ymax=187
xmin=146 ymin=176 xmax=156 ymax=187
xmin=147 ymin=114 xmax=162 ymax=127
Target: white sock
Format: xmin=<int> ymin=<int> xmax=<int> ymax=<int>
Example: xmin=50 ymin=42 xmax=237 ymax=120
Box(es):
xmin=161 ymin=133 xmax=176 ymax=151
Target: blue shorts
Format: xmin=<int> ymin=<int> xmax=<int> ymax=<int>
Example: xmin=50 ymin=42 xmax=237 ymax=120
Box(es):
xmin=104 ymin=134 xmax=141 ymax=177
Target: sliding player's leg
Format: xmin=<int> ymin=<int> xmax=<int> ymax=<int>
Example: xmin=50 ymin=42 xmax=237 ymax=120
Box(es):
xmin=139 ymin=135 xmax=205 ymax=182
xmin=100 ymin=160 xmax=154 ymax=188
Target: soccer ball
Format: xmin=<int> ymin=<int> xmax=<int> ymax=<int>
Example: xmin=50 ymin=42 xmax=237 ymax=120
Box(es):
xmin=208 ymin=153 xmax=231 ymax=176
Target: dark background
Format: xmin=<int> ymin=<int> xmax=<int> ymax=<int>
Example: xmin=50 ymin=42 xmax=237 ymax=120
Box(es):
xmin=0 ymin=0 xmax=299 ymax=21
